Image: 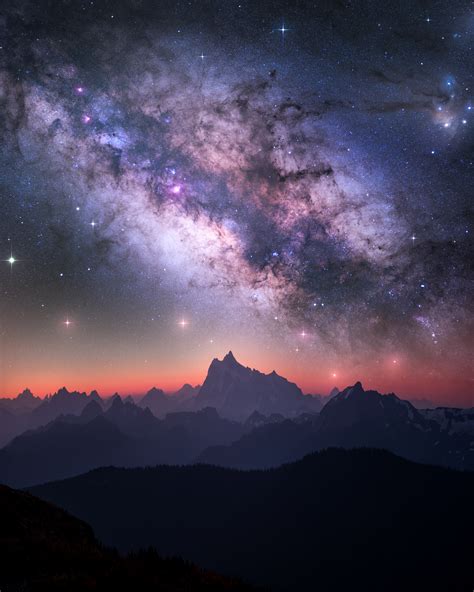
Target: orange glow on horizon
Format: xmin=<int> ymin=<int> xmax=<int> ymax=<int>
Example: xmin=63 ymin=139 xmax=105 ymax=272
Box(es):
xmin=2 ymin=349 xmax=472 ymax=407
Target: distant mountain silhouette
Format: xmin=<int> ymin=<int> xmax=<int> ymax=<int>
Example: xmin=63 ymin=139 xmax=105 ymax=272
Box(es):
xmin=134 ymin=384 xmax=201 ymax=417
xmin=198 ymin=381 xmax=474 ymax=470
xmin=174 ymin=382 xmax=201 ymax=400
xmin=29 ymin=387 xmax=104 ymax=428
xmin=0 ymin=387 xmax=105 ymax=447
xmin=0 ymin=388 xmax=42 ymax=413
xmin=194 ymin=351 xmax=323 ymax=419
xmin=0 ymin=396 xmax=245 ymax=487
xmin=1 ymin=357 xmax=472 ymax=480
xmin=0 ymin=389 xmax=43 ymax=446
xmin=0 ymin=415 xmax=133 ymax=487
xmin=138 ymin=387 xmax=172 ymax=416
xmin=30 ymin=448 xmax=474 ymax=591
xmin=0 ymin=484 xmax=254 ymax=591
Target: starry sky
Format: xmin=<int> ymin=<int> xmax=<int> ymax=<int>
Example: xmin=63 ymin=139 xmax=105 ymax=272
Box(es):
xmin=1 ymin=0 xmax=473 ymax=405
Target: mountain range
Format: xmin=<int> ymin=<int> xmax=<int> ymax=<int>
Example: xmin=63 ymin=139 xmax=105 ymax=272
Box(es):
xmin=30 ymin=448 xmax=474 ymax=592
xmin=0 ymin=396 xmax=245 ymax=487
xmin=198 ymin=381 xmax=474 ymax=470
xmin=0 ymin=353 xmax=472 ymax=487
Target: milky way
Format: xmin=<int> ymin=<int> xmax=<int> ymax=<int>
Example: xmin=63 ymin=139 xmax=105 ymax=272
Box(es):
xmin=1 ymin=0 xmax=473 ymax=403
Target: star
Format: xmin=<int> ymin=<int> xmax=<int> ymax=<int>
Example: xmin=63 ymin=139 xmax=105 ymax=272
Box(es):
xmin=63 ymin=317 xmax=72 ymax=327
xmin=277 ymin=23 xmax=288 ymax=36
xmin=178 ymin=318 xmax=188 ymax=328
xmin=5 ymin=249 xmax=18 ymax=268
xmin=90 ymin=221 xmax=97 ymax=227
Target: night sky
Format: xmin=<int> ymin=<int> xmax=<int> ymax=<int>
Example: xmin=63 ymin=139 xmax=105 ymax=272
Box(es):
xmin=1 ymin=0 xmax=473 ymax=405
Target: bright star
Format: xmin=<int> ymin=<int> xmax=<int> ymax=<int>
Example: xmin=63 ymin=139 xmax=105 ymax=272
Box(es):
xmin=63 ymin=318 xmax=72 ymax=327
xmin=7 ymin=256 xmax=15 ymax=265
xmin=178 ymin=318 xmax=188 ymax=328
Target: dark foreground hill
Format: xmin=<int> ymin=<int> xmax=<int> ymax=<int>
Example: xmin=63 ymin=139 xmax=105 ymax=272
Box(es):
xmin=31 ymin=448 xmax=474 ymax=592
xmin=0 ymin=484 xmax=254 ymax=592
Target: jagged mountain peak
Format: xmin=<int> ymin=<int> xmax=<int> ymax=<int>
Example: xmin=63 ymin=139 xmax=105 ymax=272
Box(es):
xmin=142 ymin=387 xmax=166 ymax=400
xmin=17 ymin=388 xmax=36 ymax=400
xmin=223 ymin=350 xmax=238 ymax=364
xmin=196 ymin=352 xmax=309 ymax=420
xmin=209 ymin=351 xmax=245 ymax=373
xmin=89 ymin=390 xmax=101 ymax=402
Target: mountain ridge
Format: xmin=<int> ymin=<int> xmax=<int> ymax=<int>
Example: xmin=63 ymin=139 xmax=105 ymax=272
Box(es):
xmin=29 ymin=448 xmax=474 ymax=592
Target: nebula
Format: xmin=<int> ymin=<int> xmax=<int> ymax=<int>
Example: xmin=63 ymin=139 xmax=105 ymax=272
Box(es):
xmin=1 ymin=0 xmax=472 ymax=404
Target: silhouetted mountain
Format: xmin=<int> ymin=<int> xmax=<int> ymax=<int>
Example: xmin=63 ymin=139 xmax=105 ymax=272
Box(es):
xmin=0 ymin=390 xmax=44 ymax=446
xmin=138 ymin=387 xmax=176 ymax=417
xmin=198 ymin=382 xmax=474 ymax=470
xmin=0 ymin=416 xmax=133 ymax=487
xmin=173 ymin=383 xmax=201 ymax=401
xmin=0 ymin=388 xmax=42 ymax=414
xmin=313 ymin=383 xmax=474 ymax=469
xmin=0 ymin=397 xmax=246 ymax=487
xmin=194 ymin=351 xmax=322 ymax=419
xmin=138 ymin=384 xmax=201 ymax=417
xmin=30 ymin=387 xmax=104 ymax=428
xmin=30 ymin=449 xmax=474 ymax=591
xmin=104 ymin=393 xmax=121 ymax=409
xmin=0 ymin=484 xmax=254 ymax=592
xmin=104 ymin=395 xmax=161 ymax=437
